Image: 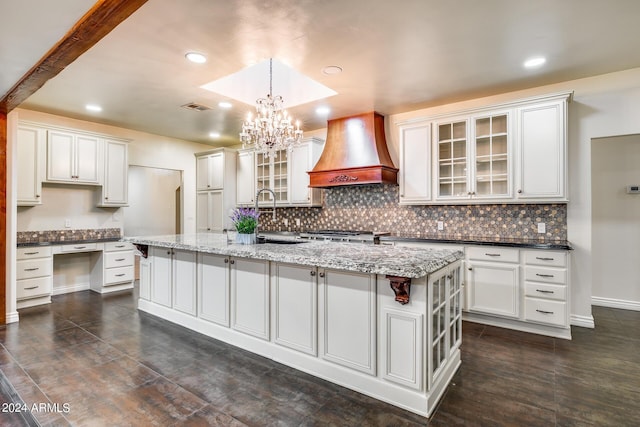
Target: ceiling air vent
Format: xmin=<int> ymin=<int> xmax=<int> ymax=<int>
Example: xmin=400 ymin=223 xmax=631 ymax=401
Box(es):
xmin=181 ymin=102 xmax=212 ymax=112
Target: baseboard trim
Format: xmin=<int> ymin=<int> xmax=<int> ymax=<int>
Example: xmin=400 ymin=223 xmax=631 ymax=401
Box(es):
xmin=570 ymin=314 xmax=595 ymax=328
xmin=592 ymin=296 xmax=640 ymax=312
xmin=5 ymin=311 xmax=19 ymax=324
xmin=52 ymin=283 xmax=90 ymax=295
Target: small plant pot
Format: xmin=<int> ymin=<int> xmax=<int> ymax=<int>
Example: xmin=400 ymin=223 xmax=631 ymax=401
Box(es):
xmin=236 ymin=233 xmax=257 ymax=245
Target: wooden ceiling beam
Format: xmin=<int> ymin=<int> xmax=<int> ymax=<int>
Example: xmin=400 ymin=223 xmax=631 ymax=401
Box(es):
xmin=0 ymin=0 xmax=149 ymax=114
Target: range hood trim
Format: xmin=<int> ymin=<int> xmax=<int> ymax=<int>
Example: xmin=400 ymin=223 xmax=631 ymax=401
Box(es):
xmin=308 ymin=111 xmax=399 ymax=188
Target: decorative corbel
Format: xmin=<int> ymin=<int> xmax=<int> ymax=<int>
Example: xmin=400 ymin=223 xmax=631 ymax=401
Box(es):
xmin=386 ymin=275 xmax=412 ymax=305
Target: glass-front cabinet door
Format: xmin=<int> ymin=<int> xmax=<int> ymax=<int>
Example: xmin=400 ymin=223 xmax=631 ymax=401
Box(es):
xmin=256 ymin=150 xmax=289 ymax=205
xmin=256 ymin=152 xmax=272 ymax=203
xmin=473 ymin=112 xmax=510 ymax=198
xmin=436 ymin=119 xmax=469 ymax=200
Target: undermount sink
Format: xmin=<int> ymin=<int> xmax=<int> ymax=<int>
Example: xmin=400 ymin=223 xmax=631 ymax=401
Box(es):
xmin=256 ymin=236 xmax=307 ymax=245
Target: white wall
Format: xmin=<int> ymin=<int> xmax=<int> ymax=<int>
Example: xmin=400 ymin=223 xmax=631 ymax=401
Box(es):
xmin=591 ymin=134 xmax=640 ymax=309
xmin=14 ymin=108 xmax=213 ymax=234
xmin=388 ymin=66 xmax=640 ymax=327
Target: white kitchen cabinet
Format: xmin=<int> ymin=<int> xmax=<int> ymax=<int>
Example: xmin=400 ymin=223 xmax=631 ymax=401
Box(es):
xmin=515 ymin=99 xmax=567 ymax=201
xmin=17 ymin=124 xmax=46 ymax=206
xmin=398 ymin=121 xmax=431 ymax=204
xmin=253 ymin=137 xmax=324 ymax=207
xmin=16 ymin=246 xmax=53 ymax=309
xmin=198 ymin=252 xmax=231 ymax=326
xmin=149 ymin=246 xmax=196 ymax=314
xmin=195 ymin=148 xmax=236 ymax=232
xmin=319 ymin=268 xmax=376 ymax=375
xmin=271 ymin=263 xmax=318 ymax=355
xmin=90 ymin=241 xmax=135 ymax=294
xmin=139 ymin=255 xmax=151 ymax=301
xmin=289 ymin=138 xmax=324 ymax=206
xmin=523 ymin=249 xmax=569 ymax=327
xmin=231 ymin=258 xmax=270 ymax=340
xmin=466 ymin=246 xmax=520 ymax=318
xmin=98 ymin=139 xmax=128 ymax=206
xmin=46 ymin=129 xmax=100 ymax=184
xmin=435 ymin=117 xmax=469 ymax=200
xmin=236 ymin=149 xmax=255 ymax=206
xmin=196 ymin=190 xmax=224 ymax=232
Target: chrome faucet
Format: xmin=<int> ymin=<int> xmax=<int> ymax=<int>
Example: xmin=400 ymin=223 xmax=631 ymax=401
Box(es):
xmin=255 ymin=188 xmax=277 ymax=236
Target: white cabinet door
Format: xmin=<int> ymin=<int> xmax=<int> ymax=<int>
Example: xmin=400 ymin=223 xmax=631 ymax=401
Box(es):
xmin=196 ymin=192 xmax=210 ymax=232
xmin=196 ymin=155 xmax=211 ymax=191
xmin=231 ymin=258 xmax=270 ymax=340
xmin=209 ymin=152 xmax=225 ymax=189
xmin=17 ymin=125 xmax=44 ymax=205
xmin=236 ymin=150 xmax=255 ymax=206
xmin=139 ymin=256 xmax=151 ymax=301
xmin=198 ymin=253 xmax=230 ymax=326
xmin=172 ymin=249 xmax=197 ymax=315
xmin=289 ymin=143 xmax=312 ymax=205
xmin=272 ymin=263 xmax=317 ymax=355
xmin=208 ymin=190 xmax=224 ymax=231
xmin=320 ymin=269 xmax=376 ymax=375
xmin=399 ymin=121 xmax=431 ymax=204
xmin=150 ymin=247 xmax=172 ymax=308
xmin=100 ymin=139 xmax=128 ymax=206
xmin=467 ymin=261 xmax=519 ymax=318
xmin=516 ymin=100 xmax=566 ymax=200
xmin=47 ymin=130 xmax=99 ymax=184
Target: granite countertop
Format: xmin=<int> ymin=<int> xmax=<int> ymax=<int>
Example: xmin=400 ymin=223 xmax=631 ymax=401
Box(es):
xmin=17 ymin=237 xmax=122 ymax=248
xmin=380 ymin=234 xmax=573 ymax=250
xmin=124 ymin=233 xmax=463 ymax=279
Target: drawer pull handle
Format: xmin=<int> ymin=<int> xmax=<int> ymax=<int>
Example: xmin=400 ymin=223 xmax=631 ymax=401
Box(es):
xmin=74 ymin=246 xmax=86 ymax=249
xmin=115 ymin=258 xmax=126 ymax=262
xmin=115 ymin=273 xmax=126 ymax=277
xmin=485 ymin=253 xmax=501 ymax=257
xmin=24 ymin=252 xmax=39 ymax=255
xmin=24 ymin=286 xmax=39 ymax=290
xmin=536 ymin=309 xmax=554 ymax=315
xmin=24 ymin=267 xmax=39 ymax=271
xmin=536 ymin=257 xmax=555 ymax=261
xmin=536 ymin=289 xmax=554 ymax=294
xmin=536 ymin=273 xmax=554 ymax=278
xmin=115 ymin=245 xmax=126 ymax=248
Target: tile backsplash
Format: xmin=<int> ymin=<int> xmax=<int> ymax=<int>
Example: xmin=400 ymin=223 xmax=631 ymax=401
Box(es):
xmin=258 ymin=184 xmax=567 ymax=242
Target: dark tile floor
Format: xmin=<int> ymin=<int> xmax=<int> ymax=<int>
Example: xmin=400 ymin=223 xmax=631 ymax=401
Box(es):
xmin=1 ymin=288 xmax=639 ymax=426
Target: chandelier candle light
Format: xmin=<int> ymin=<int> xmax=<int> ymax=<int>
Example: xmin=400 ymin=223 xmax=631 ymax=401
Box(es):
xmin=239 ymin=58 xmax=303 ymax=158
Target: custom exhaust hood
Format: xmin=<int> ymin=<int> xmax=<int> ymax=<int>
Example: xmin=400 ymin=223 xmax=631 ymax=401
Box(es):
xmin=308 ymin=112 xmax=399 ymax=188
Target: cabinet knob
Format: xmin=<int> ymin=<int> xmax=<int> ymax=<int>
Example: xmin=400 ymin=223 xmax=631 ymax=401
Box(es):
xmin=224 ymin=258 xmax=229 ymax=264
xmin=167 ymin=251 xmax=171 ymax=255
xmin=36 ymin=195 xmax=40 ymax=198
xmin=310 ymin=271 xmax=316 ymax=277
xmin=230 ymin=260 xmax=235 ymax=264
xmin=105 ymin=197 xmax=109 ymax=200
xmin=467 ymin=191 xmax=471 ymax=195
xmin=518 ymin=189 xmax=522 ymax=194
xmin=468 ymin=267 xmax=473 ymax=271
xmin=319 ymin=272 xmax=325 ymax=278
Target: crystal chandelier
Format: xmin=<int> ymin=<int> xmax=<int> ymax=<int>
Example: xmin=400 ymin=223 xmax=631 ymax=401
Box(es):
xmin=239 ymin=58 xmax=303 ymax=158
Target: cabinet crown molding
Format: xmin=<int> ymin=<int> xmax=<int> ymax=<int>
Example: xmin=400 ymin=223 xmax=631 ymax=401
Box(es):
xmin=18 ymin=120 xmax=131 ymax=143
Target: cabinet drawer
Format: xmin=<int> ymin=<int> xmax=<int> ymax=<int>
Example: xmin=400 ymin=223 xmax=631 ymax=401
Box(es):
xmin=525 ymin=266 xmax=566 ymax=285
xmin=105 ymin=266 xmax=134 ymax=285
xmin=524 ymin=298 xmax=567 ymax=327
xmin=104 ymin=241 xmax=133 ymax=252
xmin=17 ymin=258 xmax=53 ymax=280
xmin=467 ymin=246 xmax=519 ymax=263
xmin=523 ymin=250 xmax=567 ymax=267
xmin=525 ymin=281 xmax=566 ymax=301
xmin=17 ymin=276 xmax=52 ymax=300
xmin=17 ymin=246 xmax=52 ymax=260
xmin=61 ymin=243 xmax=98 ymax=253
xmin=104 ymin=251 xmax=134 ymax=268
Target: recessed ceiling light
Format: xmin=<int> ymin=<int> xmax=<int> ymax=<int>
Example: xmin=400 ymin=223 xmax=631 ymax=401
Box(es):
xmin=85 ymin=104 xmax=102 ymax=112
xmin=523 ymin=56 xmax=546 ymax=68
xmin=218 ymin=102 xmax=232 ymax=109
xmin=185 ymin=52 xmax=207 ymax=64
xmin=316 ymin=106 xmax=330 ymax=116
xmin=209 ymin=132 xmax=221 ymax=139
xmin=322 ymin=65 xmax=343 ymax=75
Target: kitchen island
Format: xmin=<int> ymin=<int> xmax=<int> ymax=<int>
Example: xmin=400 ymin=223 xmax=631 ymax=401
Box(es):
xmin=125 ymin=233 xmax=463 ymax=417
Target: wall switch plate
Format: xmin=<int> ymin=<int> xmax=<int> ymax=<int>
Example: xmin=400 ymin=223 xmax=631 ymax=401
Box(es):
xmin=283 ymin=218 xmax=288 ymax=227
xmin=437 ymin=221 xmax=444 ymax=231
xmin=295 ymin=218 xmax=301 ymax=227
xmin=64 ymin=219 xmax=71 ymax=228
xmin=537 ymin=222 xmax=546 ymax=234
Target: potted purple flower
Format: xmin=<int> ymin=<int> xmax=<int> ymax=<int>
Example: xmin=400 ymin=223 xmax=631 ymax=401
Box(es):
xmin=230 ymin=207 xmax=260 ymax=244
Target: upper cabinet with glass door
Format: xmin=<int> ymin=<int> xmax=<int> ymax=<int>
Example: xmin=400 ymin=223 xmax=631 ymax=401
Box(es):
xmin=256 ymin=150 xmax=289 ymax=205
xmin=437 ymin=119 xmax=469 ymax=199
xmin=472 ymin=112 xmax=510 ymax=199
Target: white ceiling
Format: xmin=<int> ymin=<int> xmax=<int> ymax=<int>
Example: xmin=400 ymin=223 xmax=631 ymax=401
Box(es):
xmin=5 ymin=0 xmax=640 ymax=147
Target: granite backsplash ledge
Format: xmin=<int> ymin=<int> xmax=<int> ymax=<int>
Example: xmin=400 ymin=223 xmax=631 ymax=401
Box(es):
xmin=257 ymin=184 xmax=567 ymax=242
xmin=17 ymin=228 xmax=122 ymax=245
